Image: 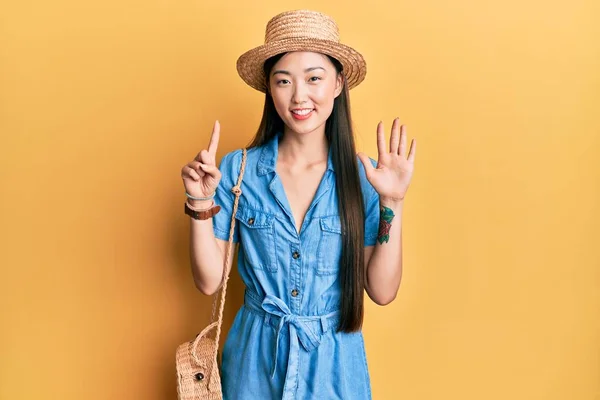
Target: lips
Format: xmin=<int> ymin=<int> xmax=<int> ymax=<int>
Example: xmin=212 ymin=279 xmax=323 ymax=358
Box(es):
xmin=291 ymin=108 xmax=314 ymax=120
xmin=291 ymin=108 xmax=313 ymax=115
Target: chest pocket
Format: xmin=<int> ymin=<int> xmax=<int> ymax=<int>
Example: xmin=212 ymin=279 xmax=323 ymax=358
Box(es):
xmin=316 ymin=215 xmax=343 ymax=275
xmin=236 ymin=206 xmax=278 ymax=272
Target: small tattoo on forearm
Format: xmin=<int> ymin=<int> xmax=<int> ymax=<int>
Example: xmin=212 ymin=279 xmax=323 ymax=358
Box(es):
xmin=377 ymin=206 xmax=395 ymax=244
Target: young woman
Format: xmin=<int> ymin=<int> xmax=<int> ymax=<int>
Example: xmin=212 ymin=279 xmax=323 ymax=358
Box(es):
xmin=180 ymin=9 xmax=416 ymax=400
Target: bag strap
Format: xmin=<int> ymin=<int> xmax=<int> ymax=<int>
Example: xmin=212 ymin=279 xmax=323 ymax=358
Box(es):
xmin=212 ymin=148 xmax=247 ymax=349
xmin=191 ymin=148 xmax=247 ymax=365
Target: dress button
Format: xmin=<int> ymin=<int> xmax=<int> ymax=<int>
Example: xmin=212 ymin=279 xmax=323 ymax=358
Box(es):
xmin=247 ymin=217 xmax=255 ymax=225
xmin=291 ymin=289 xmax=299 ymax=297
xmin=292 ymin=251 xmax=300 ymax=259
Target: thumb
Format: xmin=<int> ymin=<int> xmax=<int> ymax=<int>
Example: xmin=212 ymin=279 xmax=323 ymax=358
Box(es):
xmin=199 ymin=162 xmax=221 ymax=177
xmin=357 ymin=152 xmax=376 ymax=177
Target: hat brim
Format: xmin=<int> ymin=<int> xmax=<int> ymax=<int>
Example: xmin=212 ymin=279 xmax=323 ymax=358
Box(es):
xmin=236 ymin=39 xmax=367 ymax=93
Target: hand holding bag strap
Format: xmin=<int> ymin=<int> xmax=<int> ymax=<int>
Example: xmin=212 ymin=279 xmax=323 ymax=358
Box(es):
xmin=191 ymin=148 xmax=248 ymax=366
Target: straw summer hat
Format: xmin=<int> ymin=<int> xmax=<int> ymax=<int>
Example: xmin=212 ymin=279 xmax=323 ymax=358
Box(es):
xmin=236 ymin=10 xmax=367 ymax=93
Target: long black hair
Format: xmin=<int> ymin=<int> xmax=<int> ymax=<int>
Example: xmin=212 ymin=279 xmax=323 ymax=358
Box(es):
xmin=246 ymin=53 xmax=366 ymax=333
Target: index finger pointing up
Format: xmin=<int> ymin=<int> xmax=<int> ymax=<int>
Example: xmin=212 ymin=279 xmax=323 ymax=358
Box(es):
xmin=208 ymin=120 xmax=220 ymax=157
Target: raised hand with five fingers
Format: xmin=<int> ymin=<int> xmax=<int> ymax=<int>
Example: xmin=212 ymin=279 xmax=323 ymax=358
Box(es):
xmin=357 ymin=118 xmax=416 ymax=202
xmin=181 ymin=120 xmax=222 ymax=208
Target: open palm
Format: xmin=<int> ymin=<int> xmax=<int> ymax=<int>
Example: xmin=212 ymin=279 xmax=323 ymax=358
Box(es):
xmin=358 ymin=118 xmax=416 ymax=202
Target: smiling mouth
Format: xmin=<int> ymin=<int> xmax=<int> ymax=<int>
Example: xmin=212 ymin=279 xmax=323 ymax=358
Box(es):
xmin=291 ymin=108 xmax=314 ymax=116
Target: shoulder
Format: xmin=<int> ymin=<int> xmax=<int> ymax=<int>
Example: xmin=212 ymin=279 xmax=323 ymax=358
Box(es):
xmin=218 ymin=148 xmax=242 ymax=170
xmin=218 ymin=147 xmax=262 ymax=172
xmin=217 ymin=146 xmax=266 ymax=189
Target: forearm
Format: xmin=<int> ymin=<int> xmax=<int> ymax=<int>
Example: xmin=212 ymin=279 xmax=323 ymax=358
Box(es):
xmin=188 ymin=199 xmax=225 ymax=295
xmin=365 ymin=198 xmax=404 ymax=305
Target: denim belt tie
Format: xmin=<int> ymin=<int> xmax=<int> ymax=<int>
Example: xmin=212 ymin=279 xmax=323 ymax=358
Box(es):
xmin=244 ymin=289 xmax=340 ymax=399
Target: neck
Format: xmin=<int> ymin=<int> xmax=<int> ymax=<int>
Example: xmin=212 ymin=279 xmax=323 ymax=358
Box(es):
xmin=278 ymin=125 xmax=329 ymax=168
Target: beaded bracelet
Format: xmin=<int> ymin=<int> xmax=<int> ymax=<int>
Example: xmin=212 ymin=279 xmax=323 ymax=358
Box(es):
xmin=185 ymin=191 xmax=215 ymax=201
xmin=186 ymin=199 xmax=215 ymax=211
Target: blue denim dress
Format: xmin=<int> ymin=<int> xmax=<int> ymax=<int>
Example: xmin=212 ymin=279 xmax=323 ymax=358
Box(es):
xmin=212 ymin=131 xmax=380 ymax=400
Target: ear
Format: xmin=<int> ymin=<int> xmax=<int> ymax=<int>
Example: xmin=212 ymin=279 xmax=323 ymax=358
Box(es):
xmin=334 ymin=73 xmax=344 ymax=98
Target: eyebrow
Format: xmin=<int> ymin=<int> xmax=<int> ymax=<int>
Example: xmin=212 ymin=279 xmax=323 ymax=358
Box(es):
xmin=271 ymin=67 xmax=326 ymax=76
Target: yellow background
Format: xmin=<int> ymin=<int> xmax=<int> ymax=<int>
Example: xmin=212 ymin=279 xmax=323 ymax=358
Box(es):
xmin=1 ymin=0 xmax=598 ymax=399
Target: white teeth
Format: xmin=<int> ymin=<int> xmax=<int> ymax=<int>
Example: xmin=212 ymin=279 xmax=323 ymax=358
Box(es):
xmin=292 ymin=109 xmax=313 ymax=115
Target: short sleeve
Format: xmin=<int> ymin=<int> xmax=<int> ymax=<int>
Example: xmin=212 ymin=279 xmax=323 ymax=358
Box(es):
xmin=363 ymin=157 xmax=380 ymax=247
xmin=212 ymin=150 xmax=242 ymax=244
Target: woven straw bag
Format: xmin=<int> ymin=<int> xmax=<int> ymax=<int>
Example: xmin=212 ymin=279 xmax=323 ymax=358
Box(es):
xmin=176 ymin=148 xmax=247 ymax=400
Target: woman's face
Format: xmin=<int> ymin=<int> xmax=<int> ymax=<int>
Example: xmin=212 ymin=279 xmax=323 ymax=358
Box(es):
xmin=268 ymin=51 xmax=343 ymax=136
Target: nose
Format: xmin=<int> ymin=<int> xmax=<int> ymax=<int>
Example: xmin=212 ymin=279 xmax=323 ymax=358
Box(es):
xmin=291 ymin=81 xmax=309 ymax=105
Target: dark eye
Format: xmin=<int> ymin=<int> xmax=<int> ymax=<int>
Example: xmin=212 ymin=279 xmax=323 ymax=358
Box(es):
xmin=309 ymin=76 xmax=322 ymax=82
xmin=277 ymin=79 xmax=290 ymax=85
